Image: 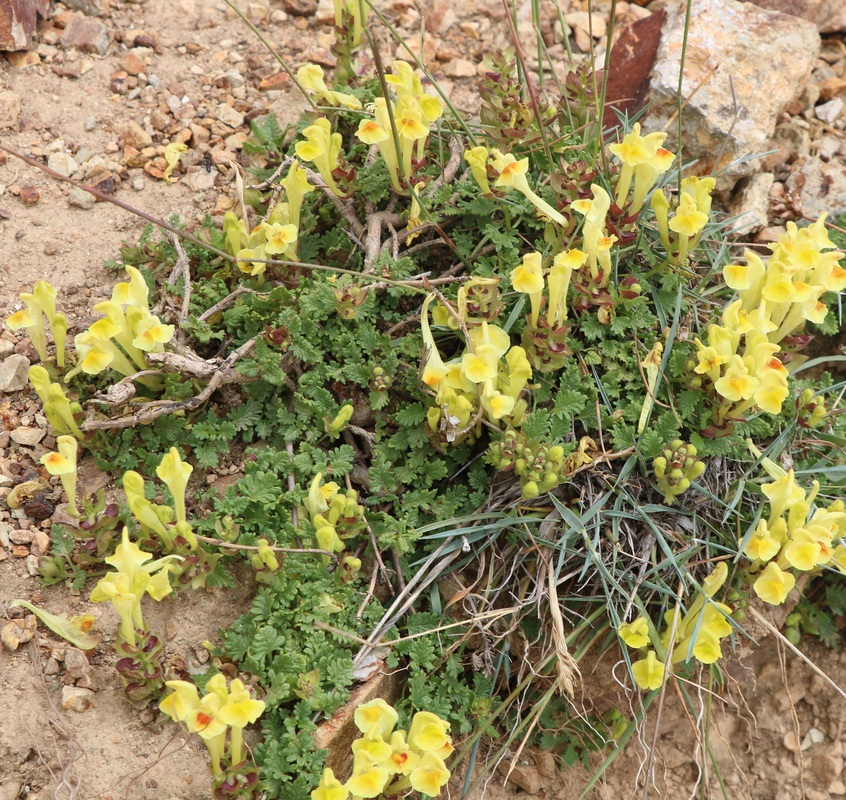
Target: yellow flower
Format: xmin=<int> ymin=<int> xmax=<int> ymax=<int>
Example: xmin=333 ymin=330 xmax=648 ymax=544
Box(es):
xmin=408 ymin=751 xmax=451 ymax=796
xmin=465 ymin=146 xmax=491 ymax=194
xmin=491 ymin=150 xmax=566 ymax=226
xmin=357 ymin=118 xmax=388 ymax=145
xmin=263 ymin=222 xmax=299 ymax=257
xmin=354 ymin=698 xmax=398 ymax=740
xmin=218 ymin=678 xmax=266 ymax=728
xmin=295 ymin=118 xmax=344 ymax=196
xmin=186 ymin=693 xmax=228 ymax=740
xmin=631 ymin=650 xmax=665 ymax=691
xmin=408 ymin=711 xmax=451 ymax=753
xmin=761 ymin=469 xmax=805 ymax=522
xmin=753 ymin=562 xmax=796 ymax=605
xmin=384 ymin=731 xmax=420 ymax=776
xmin=618 ymin=616 xmax=650 ymax=649
xmin=312 ymin=768 xmax=349 ymax=800
xmin=744 ymin=519 xmax=782 ymax=562
xmin=714 ymin=355 xmax=758 ymax=402
xmin=346 ymin=752 xmax=390 ymax=799
xmin=669 ymin=192 xmax=708 ymax=238
xmin=511 ymin=252 xmax=544 ymax=327
xmin=160 ymin=680 xmax=201 ymax=722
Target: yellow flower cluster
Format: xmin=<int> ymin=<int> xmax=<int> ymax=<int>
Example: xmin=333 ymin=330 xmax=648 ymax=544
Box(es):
xmin=694 ymin=216 xmax=845 ymax=426
xmin=571 ymin=184 xmax=617 ymax=282
xmin=297 ymin=64 xmax=362 ymax=110
xmin=510 ymin=249 xmax=586 ymax=371
xmin=225 ymin=161 xmax=314 ymax=274
xmin=421 ymin=294 xmax=533 ymax=439
xmin=608 ymin=122 xmax=675 ymax=213
xmin=28 ymin=364 xmax=83 ymax=439
xmin=160 ymin=673 xmax=265 ymax=775
xmin=743 ymin=447 xmax=846 ymax=605
xmin=356 ymin=61 xmax=443 ymax=193
xmin=122 ymin=447 xmax=198 ymax=554
xmin=464 ymin=146 xmax=566 ymax=227
xmin=312 ymin=699 xmax=452 ymax=799
xmin=89 ymin=527 xmax=180 ymax=647
xmin=303 ymin=473 xmax=366 ymax=569
xmin=6 ymin=280 xmax=67 ymax=367
xmin=620 ymin=563 xmax=733 ymax=691
xmin=64 ymin=266 xmax=174 ymax=381
xmin=651 ymin=176 xmax=714 ymax=266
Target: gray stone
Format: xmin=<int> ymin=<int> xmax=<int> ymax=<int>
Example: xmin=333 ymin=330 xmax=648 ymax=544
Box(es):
xmin=182 ymin=166 xmax=218 ymax=192
xmin=68 ymin=186 xmax=95 ymax=209
xmin=10 ymin=426 xmax=45 ymax=446
xmin=60 ymin=16 xmax=112 ymax=55
xmin=84 ymin=115 xmax=97 ymax=131
xmin=786 ymin=156 xmax=846 ymax=218
xmin=643 ymin=0 xmax=820 ymax=191
xmin=0 ymin=90 xmax=21 ymax=131
xmin=0 ymin=355 xmax=30 ymax=393
xmin=0 ymin=340 xmax=14 ymax=359
xmin=61 ymin=0 xmax=109 ymax=15
xmin=729 ymin=173 xmax=774 ymax=235
xmin=115 ymin=119 xmax=152 ymax=149
xmin=746 ymin=0 xmax=846 ymax=34
xmin=47 ymin=152 xmax=79 ymax=177
xmin=817 ymin=134 xmax=842 ymax=161
xmin=215 ymin=102 xmax=244 ymax=128
xmin=815 ymin=97 xmax=844 ymax=125
xmin=61 ymin=685 xmax=96 ymax=712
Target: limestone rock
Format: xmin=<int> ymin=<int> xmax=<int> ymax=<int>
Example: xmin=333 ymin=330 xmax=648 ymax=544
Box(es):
xmin=643 ymin=0 xmax=820 ymax=190
xmin=0 ymin=0 xmax=49 ymax=50
xmin=61 ymin=0 xmax=110 ymax=16
xmin=0 ymin=90 xmax=21 ymax=130
xmin=0 ymin=354 xmax=30 ymax=392
xmin=47 ymin=152 xmax=79 ymax=177
xmin=746 ymin=0 xmax=846 ymax=33
xmin=68 ymin=185 xmax=95 ymax=209
xmin=0 ymin=615 xmax=36 ymax=650
xmin=61 ymin=685 xmax=96 ymax=712
xmin=60 ymin=16 xmax=112 ymax=55
xmin=214 ymin=103 xmax=244 ymax=128
xmin=729 ymin=173 xmax=775 ymax=235
xmin=115 ymin=119 xmax=152 ymax=149
xmin=786 ymin=156 xmax=846 ymax=219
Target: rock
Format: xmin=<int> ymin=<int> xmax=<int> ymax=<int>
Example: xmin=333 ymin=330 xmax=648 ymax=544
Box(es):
xmin=563 ymin=11 xmax=607 ymax=38
xmin=68 ymin=185 xmax=95 ymax=209
xmin=605 ymin=11 xmax=667 ymax=125
xmin=47 ymin=152 xmax=79 ymax=177
xmin=0 ymin=89 xmax=20 ymax=130
xmin=10 ymin=426 xmax=45 ymax=446
xmin=729 ymin=173 xmax=775 ymax=235
xmin=8 ymin=529 xmax=33 ymax=544
xmin=0 ymin=0 xmax=49 ymax=50
xmin=119 ymin=51 xmax=146 ymax=75
xmin=817 ymin=134 xmax=842 ymax=161
xmin=0 ymin=778 xmax=24 ymax=800
xmin=830 ymin=780 xmax=846 ymax=796
xmin=0 ymin=615 xmax=36 ymax=650
xmin=815 ymin=97 xmax=844 ymax=125
xmin=60 ymin=16 xmax=111 ymax=55
xmin=640 ymin=0 xmax=820 ymax=191
xmin=532 ymin=749 xmax=558 ymax=779
xmin=0 ymin=340 xmax=13 ymax=359
xmin=115 ymin=119 xmax=152 ymax=149
xmin=64 ymin=647 xmax=96 ymax=689
xmin=745 ymin=0 xmax=846 ymax=33
xmin=62 ymin=0 xmax=109 ymax=15
xmin=811 ymin=754 xmax=841 ymax=785
xmin=214 ymin=103 xmax=244 ymax=128
xmin=61 ymin=685 xmax=96 ymax=712
xmin=31 ymin=529 xmax=50 ymax=555
xmin=802 ymin=728 xmax=826 ymax=751
xmin=443 ymin=58 xmax=477 ymax=78
xmin=786 ymin=157 xmax=846 ymax=218
xmin=0 ymin=354 xmax=30 ymax=392
xmin=282 ymin=0 xmax=316 ymax=15
xmin=6 ymin=50 xmax=38 ymax=67
xmin=182 ymin=166 xmax=218 ymax=192
xmin=497 ymin=760 xmax=542 ymax=794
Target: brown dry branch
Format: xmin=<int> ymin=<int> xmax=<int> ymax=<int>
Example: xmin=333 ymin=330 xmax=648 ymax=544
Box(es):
xmin=79 ymin=336 xmax=258 ymax=432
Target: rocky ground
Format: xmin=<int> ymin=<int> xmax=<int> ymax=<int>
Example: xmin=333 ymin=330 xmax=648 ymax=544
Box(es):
xmin=1 ymin=0 xmax=846 ymax=797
